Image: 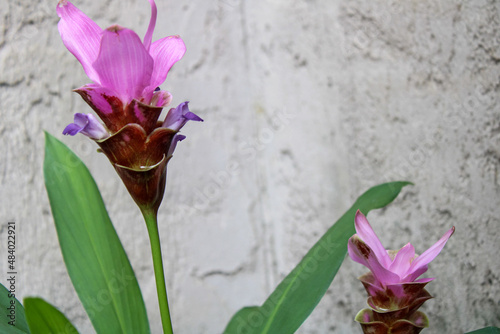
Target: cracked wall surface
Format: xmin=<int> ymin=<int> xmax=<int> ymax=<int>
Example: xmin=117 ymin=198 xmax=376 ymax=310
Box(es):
xmin=1 ymin=0 xmax=499 ymax=333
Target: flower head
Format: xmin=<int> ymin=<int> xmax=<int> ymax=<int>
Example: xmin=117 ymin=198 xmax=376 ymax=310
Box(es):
xmin=57 ymin=0 xmax=202 ymax=213
xmin=348 ymin=210 xmax=454 ymax=334
xmin=348 ymin=211 xmax=454 ymax=289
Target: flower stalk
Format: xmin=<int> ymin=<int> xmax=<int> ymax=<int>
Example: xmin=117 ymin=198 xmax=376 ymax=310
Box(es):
xmin=142 ymin=208 xmax=173 ymax=334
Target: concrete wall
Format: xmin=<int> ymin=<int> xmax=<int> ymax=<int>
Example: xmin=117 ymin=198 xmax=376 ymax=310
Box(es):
xmin=1 ymin=0 xmax=499 ymax=333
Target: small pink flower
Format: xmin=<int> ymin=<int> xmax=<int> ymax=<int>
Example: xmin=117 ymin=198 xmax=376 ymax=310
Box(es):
xmin=348 ymin=210 xmax=454 ymax=334
xmin=348 ymin=210 xmax=454 ymax=288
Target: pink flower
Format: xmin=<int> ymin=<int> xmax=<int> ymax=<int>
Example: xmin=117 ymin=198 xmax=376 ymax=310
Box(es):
xmin=348 ymin=210 xmax=454 ymax=288
xmin=348 ymin=210 xmax=454 ymax=334
xmin=56 ymin=0 xmax=202 ymax=213
xmin=57 ymin=0 xmax=202 ymax=142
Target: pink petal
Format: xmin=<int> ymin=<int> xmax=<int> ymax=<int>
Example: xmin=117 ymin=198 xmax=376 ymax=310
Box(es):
xmin=143 ymin=0 xmax=157 ymax=51
xmin=404 ymin=264 xmax=429 ymax=282
xmin=414 ymin=277 xmax=434 ymax=283
xmin=354 ymin=211 xmax=392 ymax=268
xmin=57 ymin=0 xmax=102 ymax=84
xmin=93 ymin=26 xmax=154 ymax=103
xmin=348 ymin=235 xmax=401 ymax=286
xmin=407 ymin=226 xmax=455 ymax=280
xmin=389 ymin=243 xmax=415 ymax=278
xmin=148 ymin=35 xmax=186 ymax=89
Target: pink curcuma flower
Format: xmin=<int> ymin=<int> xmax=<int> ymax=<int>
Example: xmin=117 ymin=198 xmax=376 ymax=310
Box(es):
xmin=57 ymin=0 xmax=202 ymax=213
xmin=348 ymin=210 xmax=454 ymax=289
xmin=348 ymin=211 xmax=454 ymax=334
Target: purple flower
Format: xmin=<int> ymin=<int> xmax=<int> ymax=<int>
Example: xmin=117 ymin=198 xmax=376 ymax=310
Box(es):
xmin=167 ymin=134 xmax=186 ymax=158
xmin=63 ymin=113 xmax=109 ymax=140
xmin=163 ymin=102 xmax=204 ymax=131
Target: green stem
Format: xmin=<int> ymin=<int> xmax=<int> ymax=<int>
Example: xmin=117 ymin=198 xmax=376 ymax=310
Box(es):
xmin=142 ymin=208 xmax=174 ymax=334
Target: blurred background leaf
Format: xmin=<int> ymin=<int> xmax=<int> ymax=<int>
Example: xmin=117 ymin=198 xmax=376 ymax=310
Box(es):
xmin=466 ymin=327 xmax=500 ymax=334
xmin=24 ymin=297 xmax=78 ymax=334
xmin=0 ymin=283 xmax=29 ymax=333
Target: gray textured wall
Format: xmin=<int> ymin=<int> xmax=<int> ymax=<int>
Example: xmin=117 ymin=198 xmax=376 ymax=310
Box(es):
xmin=1 ymin=0 xmax=499 ymax=333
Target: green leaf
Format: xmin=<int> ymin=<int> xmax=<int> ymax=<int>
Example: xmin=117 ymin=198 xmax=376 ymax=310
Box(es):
xmin=466 ymin=327 xmax=500 ymax=334
xmin=0 ymin=283 xmax=30 ymax=333
xmin=223 ymin=181 xmax=412 ymax=334
xmin=24 ymin=298 xmax=78 ymax=334
xmin=43 ymin=132 xmax=150 ymax=334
